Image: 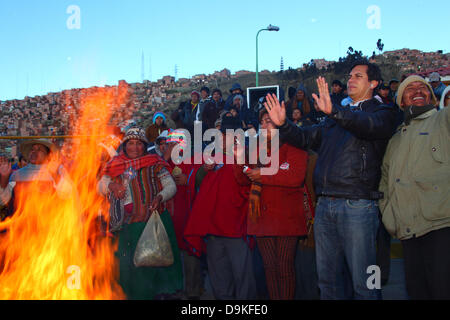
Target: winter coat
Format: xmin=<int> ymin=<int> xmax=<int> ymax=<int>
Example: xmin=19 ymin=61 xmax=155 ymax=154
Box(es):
xmin=279 ymin=98 xmax=397 ymax=200
xmin=202 ymin=99 xmax=225 ymax=129
xmin=234 ymin=143 xmax=308 ymax=236
xmin=145 ymin=123 xmax=168 ymax=143
xmin=183 ymin=158 xmax=250 ymax=256
xmin=433 ymin=82 xmax=447 ymax=101
xmin=180 ymin=100 xmax=200 ymax=135
xmin=379 ymin=107 xmax=450 ymax=240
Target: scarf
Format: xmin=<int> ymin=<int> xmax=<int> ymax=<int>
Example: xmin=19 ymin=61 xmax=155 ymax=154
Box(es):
xmin=103 ymin=152 xmax=170 ymax=178
xmin=404 ymin=104 xmax=436 ymax=125
xmin=247 ymin=137 xmax=280 ymax=222
xmin=248 ymin=181 xmax=262 ymax=223
xmin=104 ymin=152 xmax=172 ymax=231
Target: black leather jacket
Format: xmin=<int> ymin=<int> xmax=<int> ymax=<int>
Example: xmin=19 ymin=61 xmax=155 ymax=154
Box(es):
xmin=278 ymin=98 xmax=397 ymax=200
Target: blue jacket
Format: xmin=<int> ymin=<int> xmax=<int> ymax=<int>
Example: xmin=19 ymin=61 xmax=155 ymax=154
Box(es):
xmin=433 ymin=82 xmax=447 ymax=100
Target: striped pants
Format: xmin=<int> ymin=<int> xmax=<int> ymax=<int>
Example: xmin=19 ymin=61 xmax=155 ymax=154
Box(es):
xmin=256 ymin=236 xmax=298 ymax=300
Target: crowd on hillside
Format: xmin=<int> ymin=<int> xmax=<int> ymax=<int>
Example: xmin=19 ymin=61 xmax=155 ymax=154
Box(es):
xmin=0 ymin=62 xmax=449 ymax=300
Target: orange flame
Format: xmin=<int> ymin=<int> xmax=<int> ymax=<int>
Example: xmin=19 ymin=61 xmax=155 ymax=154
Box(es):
xmin=0 ymin=85 xmax=130 ymax=299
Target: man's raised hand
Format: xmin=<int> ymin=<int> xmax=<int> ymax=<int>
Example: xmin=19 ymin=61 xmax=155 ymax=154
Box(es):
xmin=312 ymin=77 xmax=333 ymax=115
xmin=264 ymin=93 xmax=286 ymax=127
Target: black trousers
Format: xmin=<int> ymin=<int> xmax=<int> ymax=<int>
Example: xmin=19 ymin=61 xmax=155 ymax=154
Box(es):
xmin=376 ymin=222 xmax=391 ymax=284
xmin=401 ymin=227 xmax=450 ymax=300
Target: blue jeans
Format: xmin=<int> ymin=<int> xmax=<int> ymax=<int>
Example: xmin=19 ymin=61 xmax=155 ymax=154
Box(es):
xmin=314 ymin=197 xmax=381 ymax=300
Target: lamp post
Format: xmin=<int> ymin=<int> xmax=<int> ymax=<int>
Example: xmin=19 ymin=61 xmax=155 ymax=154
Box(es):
xmin=256 ymin=24 xmax=279 ymax=87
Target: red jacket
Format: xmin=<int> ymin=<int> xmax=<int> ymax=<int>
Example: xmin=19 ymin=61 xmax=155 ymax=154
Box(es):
xmin=234 ymin=143 xmax=308 ymax=236
xmin=184 ymin=157 xmax=250 ymax=256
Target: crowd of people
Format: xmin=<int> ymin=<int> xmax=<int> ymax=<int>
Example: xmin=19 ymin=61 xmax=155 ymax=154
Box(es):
xmin=0 ymin=60 xmax=449 ymax=300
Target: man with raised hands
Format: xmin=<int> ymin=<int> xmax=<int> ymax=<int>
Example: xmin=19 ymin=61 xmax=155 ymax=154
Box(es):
xmin=264 ymin=60 xmax=397 ymax=300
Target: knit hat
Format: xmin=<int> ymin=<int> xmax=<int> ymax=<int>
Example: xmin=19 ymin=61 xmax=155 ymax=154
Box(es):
xmin=396 ymin=75 xmax=437 ymax=109
xmin=191 ymin=91 xmax=200 ymax=99
xmin=20 ymin=139 xmax=58 ymax=161
xmin=152 ymin=112 xmax=166 ymax=123
xmin=167 ymin=129 xmax=188 ymax=149
xmin=229 ymin=83 xmax=243 ymax=94
xmin=428 ymin=72 xmax=440 ymax=82
xmin=122 ymin=127 xmax=149 ymax=145
xmin=296 ymin=84 xmax=307 ymax=94
xmin=379 ymin=83 xmax=390 ymax=90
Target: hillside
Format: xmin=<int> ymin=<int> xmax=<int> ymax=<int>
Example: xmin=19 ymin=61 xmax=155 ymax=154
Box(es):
xmin=0 ymin=48 xmax=448 ymax=157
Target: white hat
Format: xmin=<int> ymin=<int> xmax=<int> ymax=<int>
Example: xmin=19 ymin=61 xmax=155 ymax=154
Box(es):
xmin=428 ymin=72 xmax=440 ymax=82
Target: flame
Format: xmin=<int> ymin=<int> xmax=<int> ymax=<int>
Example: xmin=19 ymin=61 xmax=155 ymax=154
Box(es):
xmin=0 ymin=85 xmax=130 ymax=299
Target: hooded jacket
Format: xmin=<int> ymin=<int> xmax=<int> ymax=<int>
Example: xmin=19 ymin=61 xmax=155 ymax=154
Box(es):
xmin=224 ymin=83 xmax=248 ymax=111
xmin=145 ymin=112 xmax=168 ymax=143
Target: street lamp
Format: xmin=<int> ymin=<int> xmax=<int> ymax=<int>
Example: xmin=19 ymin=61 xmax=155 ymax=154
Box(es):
xmin=256 ymin=24 xmax=279 ymax=87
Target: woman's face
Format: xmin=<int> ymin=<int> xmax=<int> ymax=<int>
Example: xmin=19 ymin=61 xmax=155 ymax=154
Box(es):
xmin=296 ymin=90 xmax=305 ymax=100
xmin=155 ymin=117 xmax=163 ymax=126
xmin=125 ymin=139 xmax=145 ymax=159
xmin=260 ymin=113 xmax=275 ymax=139
xmin=292 ymin=109 xmax=302 ymax=120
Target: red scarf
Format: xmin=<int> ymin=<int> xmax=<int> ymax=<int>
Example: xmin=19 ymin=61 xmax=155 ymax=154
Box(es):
xmin=103 ymin=152 xmax=170 ymax=178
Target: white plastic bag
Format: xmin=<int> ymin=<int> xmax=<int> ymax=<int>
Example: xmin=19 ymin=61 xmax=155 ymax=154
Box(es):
xmin=133 ymin=210 xmax=174 ymax=267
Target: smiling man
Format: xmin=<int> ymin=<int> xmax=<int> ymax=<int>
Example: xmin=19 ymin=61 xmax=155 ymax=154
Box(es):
xmin=379 ymin=75 xmax=450 ymax=300
xmin=264 ymin=60 xmax=397 ymax=300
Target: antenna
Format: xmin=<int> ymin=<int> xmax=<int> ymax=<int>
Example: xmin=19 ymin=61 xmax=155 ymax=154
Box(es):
xmin=141 ymin=51 xmax=145 ymax=82
xmin=148 ymin=55 xmax=152 ymax=82
xmin=280 ymin=57 xmax=284 ymax=72
xmin=174 ymin=64 xmax=178 ymax=81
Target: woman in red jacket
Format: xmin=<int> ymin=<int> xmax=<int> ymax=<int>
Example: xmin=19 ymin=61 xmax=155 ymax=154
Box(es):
xmin=234 ymin=108 xmax=309 ymax=300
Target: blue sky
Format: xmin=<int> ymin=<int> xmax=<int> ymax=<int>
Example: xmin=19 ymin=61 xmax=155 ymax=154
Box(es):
xmin=0 ymin=0 xmax=448 ymax=101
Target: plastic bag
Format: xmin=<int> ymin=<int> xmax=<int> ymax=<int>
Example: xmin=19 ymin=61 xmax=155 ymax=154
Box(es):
xmin=133 ymin=210 xmax=174 ymax=267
